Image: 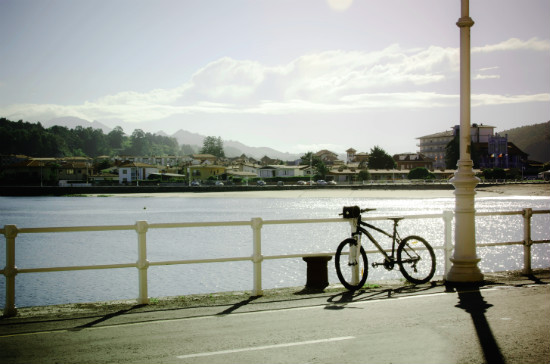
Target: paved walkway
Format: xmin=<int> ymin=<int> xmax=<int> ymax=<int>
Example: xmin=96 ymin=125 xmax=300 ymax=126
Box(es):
xmin=1 ymin=269 xmax=549 ymax=363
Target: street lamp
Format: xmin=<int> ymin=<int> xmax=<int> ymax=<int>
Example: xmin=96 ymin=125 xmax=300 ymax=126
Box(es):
xmin=447 ymin=0 xmax=484 ymax=283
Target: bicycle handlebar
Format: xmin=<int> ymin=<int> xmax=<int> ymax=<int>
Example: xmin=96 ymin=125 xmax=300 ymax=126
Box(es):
xmin=339 ymin=206 xmax=376 ymax=217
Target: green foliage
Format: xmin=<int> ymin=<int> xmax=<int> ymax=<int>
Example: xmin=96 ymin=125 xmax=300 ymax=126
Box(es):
xmin=200 ymin=136 xmax=225 ymax=158
xmin=0 ymin=118 xmax=180 ymax=158
xmin=445 ymin=133 xmax=459 ymax=169
xmin=482 ymin=168 xmax=507 ymax=180
xmin=358 ymin=169 xmax=371 ymax=181
xmin=300 ymin=152 xmax=328 ymax=178
xmin=502 ymin=121 xmax=550 ymax=163
xmin=368 ymin=146 xmax=395 ymax=169
xmin=408 ymin=167 xmax=435 ymax=180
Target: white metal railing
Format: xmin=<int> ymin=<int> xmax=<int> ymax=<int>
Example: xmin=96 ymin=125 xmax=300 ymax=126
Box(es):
xmin=1 ymin=208 xmax=549 ymax=317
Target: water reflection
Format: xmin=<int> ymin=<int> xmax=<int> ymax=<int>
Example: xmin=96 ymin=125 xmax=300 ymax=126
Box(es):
xmin=0 ymin=195 xmax=548 ymax=307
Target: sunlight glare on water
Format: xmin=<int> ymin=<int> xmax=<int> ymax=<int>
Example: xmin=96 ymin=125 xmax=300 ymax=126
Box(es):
xmin=0 ymin=194 xmax=548 ymax=307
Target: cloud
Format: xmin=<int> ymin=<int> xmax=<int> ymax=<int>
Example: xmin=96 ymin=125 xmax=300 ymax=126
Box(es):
xmin=472 ymin=93 xmax=550 ymax=106
xmin=1 ymin=38 xmax=548 ymax=124
xmin=473 ymin=37 xmax=550 ymax=53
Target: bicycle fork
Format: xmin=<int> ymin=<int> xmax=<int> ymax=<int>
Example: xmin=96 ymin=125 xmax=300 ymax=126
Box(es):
xmin=349 ymin=218 xmax=362 ymax=286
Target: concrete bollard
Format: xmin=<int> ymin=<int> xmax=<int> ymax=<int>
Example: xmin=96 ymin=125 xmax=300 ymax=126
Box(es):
xmin=302 ymin=256 xmax=332 ymax=290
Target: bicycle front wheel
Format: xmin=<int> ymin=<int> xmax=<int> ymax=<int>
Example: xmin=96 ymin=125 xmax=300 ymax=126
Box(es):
xmin=397 ymin=235 xmax=436 ymax=284
xmin=335 ymin=238 xmax=368 ymax=290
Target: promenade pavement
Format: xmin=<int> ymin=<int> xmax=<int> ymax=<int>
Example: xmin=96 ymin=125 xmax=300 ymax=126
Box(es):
xmin=1 ymin=269 xmax=549 ymax=363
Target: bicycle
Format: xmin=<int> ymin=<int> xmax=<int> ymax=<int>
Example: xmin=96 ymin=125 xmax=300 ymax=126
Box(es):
xmin=335 ymin=206 xmax=436 ymax=290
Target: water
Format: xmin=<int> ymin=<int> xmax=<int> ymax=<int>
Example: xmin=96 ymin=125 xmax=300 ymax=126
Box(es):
xmin=1 ymin=194 xmax=549 ymax=308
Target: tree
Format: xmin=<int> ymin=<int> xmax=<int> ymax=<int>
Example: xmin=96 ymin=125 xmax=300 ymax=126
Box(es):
xmin=408 ymin=167 xmax=435 ymax=180
xmin=301 ymin=152 xmax=328 ymax=179
xmin=445 ymin=127 xmax=481 ymax=169
xmin=108 ymin=126 xmax=125 ymax=150
xmin=445 ymin=133 xmax=460 ymax=169
xmin=368 ymin=146 xmax=395 ymax=169
xmin=358 ymin=169 xmax=371 ymax=181
xmin=200 ymin=136 xmax=225 ymax=158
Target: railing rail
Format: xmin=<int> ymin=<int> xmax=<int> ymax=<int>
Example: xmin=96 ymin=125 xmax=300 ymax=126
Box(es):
xmin=2 ymin=208 xmax=549 ymax=317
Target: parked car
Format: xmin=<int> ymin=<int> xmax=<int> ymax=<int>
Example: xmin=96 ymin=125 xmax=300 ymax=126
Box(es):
xmin=328 ymin=180 xmax=337 ymax=185
xmin=257 ymin=180 xmax=266 ymax=186
xmin=316 ymin=180 xmax=327 ymax=185
xmin=215 ymin=181 xmax=224 ymax=186
xmin=297 ymin=180 xmax=306 ymax=185
xmin=191 ymin=180 xmax=200 ymax=187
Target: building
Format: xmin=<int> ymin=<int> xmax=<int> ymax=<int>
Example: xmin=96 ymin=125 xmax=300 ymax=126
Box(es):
xmin=118 ymin=162 xmax=159 ymax=184
xmin=416 ymin=130 xmax=454 ymax=170
xmin=188 ymin=164 xmax=226 ymax=181
xmin=258 ymin=165 xmax=307 ymax=179
xmin=315 ymin=150 xmax=339 ymax=165
xmin=346 ymin=148 xmax=369 ymax=164
xmin=393 ymin=153 xmax=434 ymax=171
xmin=418 ymin=123 xmax=496 ymax=170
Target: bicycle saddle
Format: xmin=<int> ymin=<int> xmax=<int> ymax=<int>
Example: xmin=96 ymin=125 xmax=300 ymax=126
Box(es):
xmin=387 ymin=217 xmax=404 ymax=222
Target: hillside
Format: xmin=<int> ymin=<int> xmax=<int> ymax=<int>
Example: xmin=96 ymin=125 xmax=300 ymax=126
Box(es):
xmin=501 ymin=121 xmax=550 ymax=163
xmin=169 ymin=129 xmax=300 ymax=161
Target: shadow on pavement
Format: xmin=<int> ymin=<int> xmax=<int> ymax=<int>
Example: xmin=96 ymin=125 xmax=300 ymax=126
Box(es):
xmin=451 ymin=285 xmax=506 ymax=364
xmin=69 ymin=304 xmax=147 ymax=331
xmin=324 ymin=282 xmax=439 ymax=310
xmin=216 ymin=296 xmax=260 ymax=316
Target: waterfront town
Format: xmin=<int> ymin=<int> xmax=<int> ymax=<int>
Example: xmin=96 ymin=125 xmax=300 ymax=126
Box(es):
xmin=0 ymin=123 xmax=546 ymax=187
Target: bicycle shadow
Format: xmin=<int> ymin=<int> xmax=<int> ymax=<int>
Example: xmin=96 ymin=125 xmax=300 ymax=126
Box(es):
xmin=451 ymin=285 xmax=506 ymax=364
xmin=324 ymin=282 xmax=439 ymax=310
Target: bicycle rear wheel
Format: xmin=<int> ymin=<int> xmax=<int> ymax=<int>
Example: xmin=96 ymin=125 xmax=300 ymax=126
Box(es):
xmin=397 ymin=235 xmax=436 ymax=284
xmin=335 ymin=238 xmax=368 ymax=290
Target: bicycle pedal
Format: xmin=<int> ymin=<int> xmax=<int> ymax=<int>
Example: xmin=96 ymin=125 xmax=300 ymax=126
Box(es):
xmin=371 ymin=262 xmax=383 ymax=268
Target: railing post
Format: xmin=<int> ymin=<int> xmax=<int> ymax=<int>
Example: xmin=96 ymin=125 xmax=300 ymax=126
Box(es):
xmin=251 ymin=218 xmax=263 ymax=296
xmin=442 ymin=211 xmax=454 ymax=280
xmin=135 ymin=220 xmax=150 ymax=304
xmin=3 ymin=225 xmax=19 ymax=317
xmin=522 ymin=208 xmax=533 ymax=275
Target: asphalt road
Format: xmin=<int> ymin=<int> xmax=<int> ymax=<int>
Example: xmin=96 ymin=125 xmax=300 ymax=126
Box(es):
xmin=1 ymin=278 xmax=549 ymax=364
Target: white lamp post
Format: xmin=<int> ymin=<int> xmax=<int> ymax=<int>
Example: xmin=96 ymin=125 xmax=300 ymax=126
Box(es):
xmin=446 ymin=0 xmax=484 ymax=283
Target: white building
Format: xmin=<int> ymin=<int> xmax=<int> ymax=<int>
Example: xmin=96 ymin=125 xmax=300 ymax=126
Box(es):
xmin=118 ymin=162 xmax=159 ymax=184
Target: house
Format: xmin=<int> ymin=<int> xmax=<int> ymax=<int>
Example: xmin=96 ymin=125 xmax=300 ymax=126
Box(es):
xmin=190 ymin=154 xmax=218 ymax=165
xmin=1 ymin=158 xmax=58 ymax=185
xmin=393 ymin=153 xmax=434 ymax=171
xmin=315 ymin=150 xmax=339 ymax=165
xmin=57 ymin=159 xmax=92 ymax=185
xmin=326 ymin=168 xmax=360 ymax=183
xmin=346 ymin=148 xmax=369 ymax=164
xmin=258 ymin=165 xmax=307 ymax=178
xmin=260 ymin=156 xmax=280 ymax=166
xmin=118 ymin=162 xmax=159 ymax=184
xmin=188 ymin=164 xmax=226 ymax=181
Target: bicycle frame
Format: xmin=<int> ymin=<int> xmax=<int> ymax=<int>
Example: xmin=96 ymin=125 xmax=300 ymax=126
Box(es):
xmin=349 ymin=215 xmax=402 ymax=266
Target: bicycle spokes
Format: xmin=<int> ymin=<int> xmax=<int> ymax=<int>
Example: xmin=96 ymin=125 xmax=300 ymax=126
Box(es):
xmin=397 ymin=236 xmax=436 ymax=284
xmin=335 ymin=238 xmax=369 ymax=290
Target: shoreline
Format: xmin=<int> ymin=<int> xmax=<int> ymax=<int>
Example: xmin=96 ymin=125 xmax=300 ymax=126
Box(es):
xmin=0 ymin=182 xmax=548 ymax=199
xmin=106 ymin=183 xmax=549 ymax=199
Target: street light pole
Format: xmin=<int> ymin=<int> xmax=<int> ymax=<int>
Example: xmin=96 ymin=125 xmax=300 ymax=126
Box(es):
xmin=447 ymin=0 xmax=483 ymax=283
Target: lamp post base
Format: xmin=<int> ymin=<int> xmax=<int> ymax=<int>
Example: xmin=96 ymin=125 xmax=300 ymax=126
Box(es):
xmin=446 ymin=257 xmax=484 ymax=283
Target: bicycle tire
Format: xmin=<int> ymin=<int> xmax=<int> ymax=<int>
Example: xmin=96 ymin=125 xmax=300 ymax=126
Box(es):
xmin=335 ymin=238 xmax=368 ymax=290
xmin=397 ymin=235 xmax=436 ymax=284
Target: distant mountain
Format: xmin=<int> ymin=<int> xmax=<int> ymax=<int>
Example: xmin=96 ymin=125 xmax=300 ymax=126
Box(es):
xmin=36 ymin=116 xmax=301 ymax=161
xmin=170 ymin=129 xmax=300 ymax=160
xmin=43 ymin=116 xmax=113 ymax=134
xmin=501 ymin=121 xmax=550 ymax=163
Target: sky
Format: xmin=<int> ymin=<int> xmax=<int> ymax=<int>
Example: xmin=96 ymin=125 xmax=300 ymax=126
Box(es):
xmin=1 ymin=0 xmax=549 ymax=156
